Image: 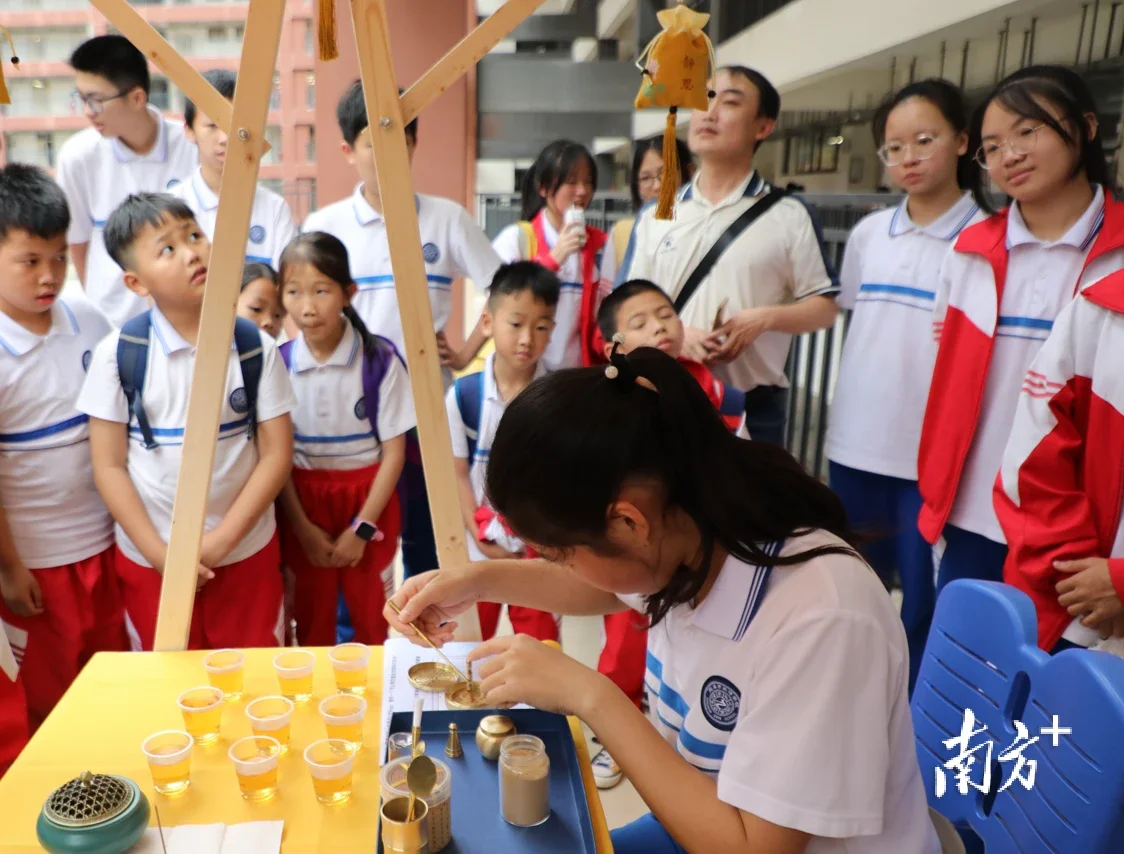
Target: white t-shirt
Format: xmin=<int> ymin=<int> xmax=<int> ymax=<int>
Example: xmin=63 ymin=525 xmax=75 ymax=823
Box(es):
xmin=492 ymin=215 xmax=617 ymax=371
xmin=76 ymin=307 xmax=296 ymax=566
xmin=56 ymin=108 xmax=199 ymax=328
xmin=826 ymin=195 xmax=981 ymax=480
xmin=172 ymin=167 xmax=297 ymax=268
xmin=303 ymin=185 xmax=502 ymax=385
xmin=0 ymin=297 xmax=114 ymax=568
xmin=620 ymin=531 xmax=938 ymax=853
xmin=948 ymin=187 xmax=1104 ymax=542
xmin=619 ymin=171 xmax=838 ymax=391
xmin=445 ymin=352 xmax=547 ymax=561
xmin=286 ymin=323 xmax=416 ymax=470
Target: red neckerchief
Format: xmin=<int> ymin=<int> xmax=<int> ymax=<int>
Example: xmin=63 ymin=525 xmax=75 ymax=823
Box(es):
xmin=531 ymin=212 xmax=609 ymax=366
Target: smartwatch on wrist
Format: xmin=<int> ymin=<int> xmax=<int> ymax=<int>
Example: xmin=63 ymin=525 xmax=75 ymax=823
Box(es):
xmin=351 ymin=518 xmax=383 ymax=542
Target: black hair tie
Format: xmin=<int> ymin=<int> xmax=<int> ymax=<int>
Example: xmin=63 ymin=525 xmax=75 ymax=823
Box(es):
xmin=604 ymin=334 xmax=635 ymax=383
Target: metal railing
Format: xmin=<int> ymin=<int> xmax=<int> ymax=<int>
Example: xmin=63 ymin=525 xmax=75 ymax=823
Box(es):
xmin=473 ymin=190 xmax=904 ymax=477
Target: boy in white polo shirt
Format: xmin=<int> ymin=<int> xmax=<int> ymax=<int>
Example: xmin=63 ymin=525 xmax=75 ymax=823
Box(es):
xmin=0 ymin=165 xmax=127 ymax=730
xmin=57 ymin=36 xmax=198 ymax=329
xmin=78 ymin=193 xmax=296 ymax=651
xmin=305 ymin=79 xmax=502 ymax=581
xmin=173 ymin=69 xmax=297 ymax=271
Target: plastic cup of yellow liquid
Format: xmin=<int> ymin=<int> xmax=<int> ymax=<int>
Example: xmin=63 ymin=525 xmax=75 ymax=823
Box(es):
xmin=319 ymin=693 xmax=366 ymax=750
xmin=246 ymin=696 xmax=295 ymax=754
xmin=141 ymin=730 xmax=193 ymax=796
xmin=229 ymin=736 xmax=281 ymax=802
xmin=329 ymin=643 xmax=369 ymax=695
xmin=202 ymin=649 xmax=245 ymax=700
xmin=273 ymin=649 xmax=316 ymax=702
xmin=177 ymin=686 xmax=224 ymax=745
xmin=304 ymin=738 xmax=357 ymax=805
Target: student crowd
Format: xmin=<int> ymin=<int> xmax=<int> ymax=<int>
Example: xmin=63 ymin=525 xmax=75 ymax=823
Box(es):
xmin=1 ymin=31 xmax=1121 ymax=854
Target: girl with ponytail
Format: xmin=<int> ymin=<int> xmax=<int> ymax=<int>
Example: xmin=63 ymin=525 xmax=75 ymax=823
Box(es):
xmin=386 ymin=348 xmax=939 ymax=854
xmin=276 ymin=231 xmax=417 ymax=645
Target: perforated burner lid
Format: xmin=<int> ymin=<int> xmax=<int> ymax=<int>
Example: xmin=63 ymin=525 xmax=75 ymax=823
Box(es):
xmin=43 ymin=771 xmax=133 ymax=828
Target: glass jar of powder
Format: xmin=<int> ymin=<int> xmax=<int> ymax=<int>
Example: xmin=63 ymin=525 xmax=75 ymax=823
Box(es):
xmin=499 ymin=735 xmax=551 ymax=827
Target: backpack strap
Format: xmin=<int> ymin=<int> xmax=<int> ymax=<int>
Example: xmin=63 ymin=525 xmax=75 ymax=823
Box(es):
xmin=518 ymin=220 xmax=538 ymax=261
xmin=454 ymin=370 xmax=485 ymax=461
xmin=278 ymin=338 xmax=295 ymax=371
xmin=359 ymin=335 xmax=399 ymax=447
xmin=232 ymin=317 xmax=264 ymax=441
xmin=117 ymin=310 xmax=157 ymax=450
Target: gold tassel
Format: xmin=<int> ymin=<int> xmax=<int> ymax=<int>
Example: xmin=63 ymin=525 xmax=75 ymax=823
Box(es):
xmin=655 ymin=108 xmax=679 ymax=221
xmin=0 ymin=25 xmax=19 ymax=106
xmin=318 ymin=0 xmax=339 ymax=62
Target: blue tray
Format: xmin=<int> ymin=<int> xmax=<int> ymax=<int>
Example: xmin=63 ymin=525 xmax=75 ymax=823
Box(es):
xmin=379 ymin=709 xmax=598 ymax=853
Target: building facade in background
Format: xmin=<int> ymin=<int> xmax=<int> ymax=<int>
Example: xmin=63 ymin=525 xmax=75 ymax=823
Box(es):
xmin=0 ymin=0 xmax=319 ymax=222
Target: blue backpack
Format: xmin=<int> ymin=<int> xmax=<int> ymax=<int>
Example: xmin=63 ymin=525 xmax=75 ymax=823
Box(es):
xmin=117 ymin=311 xmax=263 ymax=450
xmin=453 ymin=370 xmax=485 ymax=460
xmin=279 ymin=333 xmax=398 ymax=443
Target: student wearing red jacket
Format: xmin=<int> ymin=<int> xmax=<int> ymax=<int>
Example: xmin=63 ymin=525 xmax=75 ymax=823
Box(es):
xmin=918 ymin=66 xmax=1123 ymax=597
xmin=996 ymin=274 xmax=1124 ymax=653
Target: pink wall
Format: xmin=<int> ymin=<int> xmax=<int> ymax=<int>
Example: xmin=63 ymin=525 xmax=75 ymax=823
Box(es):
xmin=314 ymin=0 xmax=475 ymax=344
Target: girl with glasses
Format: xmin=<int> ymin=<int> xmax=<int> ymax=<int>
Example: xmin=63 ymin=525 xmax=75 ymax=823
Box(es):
xmin=827 ymin=79 xmax=979 ymax=697
xmin=610 ymin=136 xmax=694 ymax=268
xmin=918 ymin=66 xmax=1120 ymax=644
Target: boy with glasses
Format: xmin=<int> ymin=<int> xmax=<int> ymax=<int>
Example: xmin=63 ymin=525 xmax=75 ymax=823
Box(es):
xmin=57 ymin=35 xmax=197 ymax=328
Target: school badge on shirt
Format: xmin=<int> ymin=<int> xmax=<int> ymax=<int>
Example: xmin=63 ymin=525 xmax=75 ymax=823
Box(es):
xmin=249 ymin=225 xmax=266 ymax=245
xmin=229 ymin=387 xmax=249 ymax=414
xmin=701 ymin=675 xmax=740 ymax=731
xmin=422 ymin=242 xmax=441 ymax=263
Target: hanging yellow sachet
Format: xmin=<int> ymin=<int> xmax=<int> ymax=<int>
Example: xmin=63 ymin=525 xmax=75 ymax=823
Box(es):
xmin=0 ymin=26 xmax=20 ymax=106
xmin=634 ymin=4 xmax=717 ymax=219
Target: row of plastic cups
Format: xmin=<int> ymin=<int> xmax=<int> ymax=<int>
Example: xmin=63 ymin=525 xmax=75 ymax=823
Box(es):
xmin=201 ymin=645 xmax=371 ymax=704
xmin=141 ymin=730 xmax=358 ymax=804
xmin=173 ymin=686 xmax=368 ymax=752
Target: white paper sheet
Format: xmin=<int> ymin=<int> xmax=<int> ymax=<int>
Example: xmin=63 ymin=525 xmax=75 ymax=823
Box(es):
xmin=131 ymin=821 xmax=283 ymax=854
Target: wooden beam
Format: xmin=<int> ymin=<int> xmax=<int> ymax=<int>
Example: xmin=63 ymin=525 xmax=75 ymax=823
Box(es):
xmin=399 ymin=0 xmax=546 ymax=124
xmin=350 ymin=0 xmax=480 ymax=640
xmin=150 ymin=0 xmax=286 ymax=651
xmin=89 ymin=0 xmax=271 ymax=155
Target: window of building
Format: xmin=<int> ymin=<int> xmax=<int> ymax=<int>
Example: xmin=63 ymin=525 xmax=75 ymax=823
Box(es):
xmin=263 ymin=126 xmax=283 ymax=165
xmin=207 ymin=26 xmax=226 ymax=41
xmin=784 ymin=129 xmax=843 ymax=175
xmin=306 ymin=127 xmax=316 ymax=162
xmin=150 ymin=78 xmax=171 ymax=111
xmin=305 ymin=73 xmax=315 ymax=110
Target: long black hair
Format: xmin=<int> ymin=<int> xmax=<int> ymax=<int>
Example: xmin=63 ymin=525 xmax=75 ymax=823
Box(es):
xmin=629 ymin=135 xmax=692 ymax=211
xmin=873 ymin=78 xmax=971 ymax=190
xmin=520 ymin=139 xmax=598 ymax=222
xmin=967 ymin=65 xmax=1111 ymax=213
xmin=485 ymin=348 xmax=859 ymax=626
xmin=279 ymin=231 xmax=383 ymax=362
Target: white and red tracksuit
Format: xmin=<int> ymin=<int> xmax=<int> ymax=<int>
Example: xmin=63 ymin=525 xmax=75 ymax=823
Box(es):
xmin=0 ymin=633 xmax=28 ymax=777
xmin=918 ymin=196 xmax=1124 ymax=545
xmin=995 ymin=276 xmax=1124 ymax=651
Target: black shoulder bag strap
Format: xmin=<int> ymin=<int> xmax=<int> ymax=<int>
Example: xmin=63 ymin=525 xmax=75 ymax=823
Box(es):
xmin=673 ymin=187 xmax=789 ymax=314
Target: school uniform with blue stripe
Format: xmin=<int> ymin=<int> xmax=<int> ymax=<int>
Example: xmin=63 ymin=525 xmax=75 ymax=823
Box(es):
xmin=303 ymin=185 xmax=502 ymax=387
xmin=611 ymin=531 xmax=939 ymax=853
xmin=0 ymin=297 xmax=114 ymax=569
xmin=826 ymin=193 xmax=981 ymax=694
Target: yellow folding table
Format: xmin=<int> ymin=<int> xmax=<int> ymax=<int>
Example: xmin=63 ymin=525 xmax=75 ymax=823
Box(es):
xmin=0 ymin=647 xmax=613 ymax=852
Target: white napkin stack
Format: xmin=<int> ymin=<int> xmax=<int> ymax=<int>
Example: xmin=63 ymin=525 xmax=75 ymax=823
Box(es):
xmin=131 ymin=820 xmax=283 ymax=854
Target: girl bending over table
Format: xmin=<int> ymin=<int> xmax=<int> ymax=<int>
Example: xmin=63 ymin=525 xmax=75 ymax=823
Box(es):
xmin=385 ymin=347 xmax=939 ymax=854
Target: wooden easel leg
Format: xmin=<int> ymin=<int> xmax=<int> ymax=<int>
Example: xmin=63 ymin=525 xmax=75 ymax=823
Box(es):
xmin=150 ymin=0 xmax=286 ymax=652
xmin=399 ymin=0 xmax=547 ymax=124
xmin=350 ymin=0 xmax=483 ymax=640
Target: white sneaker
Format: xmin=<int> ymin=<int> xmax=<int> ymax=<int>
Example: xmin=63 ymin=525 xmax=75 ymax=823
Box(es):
xmin=592 ymin=747 xmax=623 ymax=789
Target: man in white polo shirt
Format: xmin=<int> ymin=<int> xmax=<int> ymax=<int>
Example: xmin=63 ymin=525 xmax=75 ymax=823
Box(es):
xmin=57 ymin=35 xmax=198 ymax=328
xmin=173 ymin=69 xmax=297 ymax=271
xmin=618 ymin=66 xmax=838 ymax=445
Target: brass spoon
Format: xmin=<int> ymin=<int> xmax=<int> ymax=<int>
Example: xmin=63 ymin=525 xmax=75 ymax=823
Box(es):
xmin=388 ymin=600 xmax=472 ymax=684
xmin=406 ymin=754 xmax=437 ymax=823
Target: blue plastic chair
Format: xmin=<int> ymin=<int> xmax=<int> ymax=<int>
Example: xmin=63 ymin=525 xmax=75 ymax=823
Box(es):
xmin=912 ymin=580 xmax=1124 ymax=853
